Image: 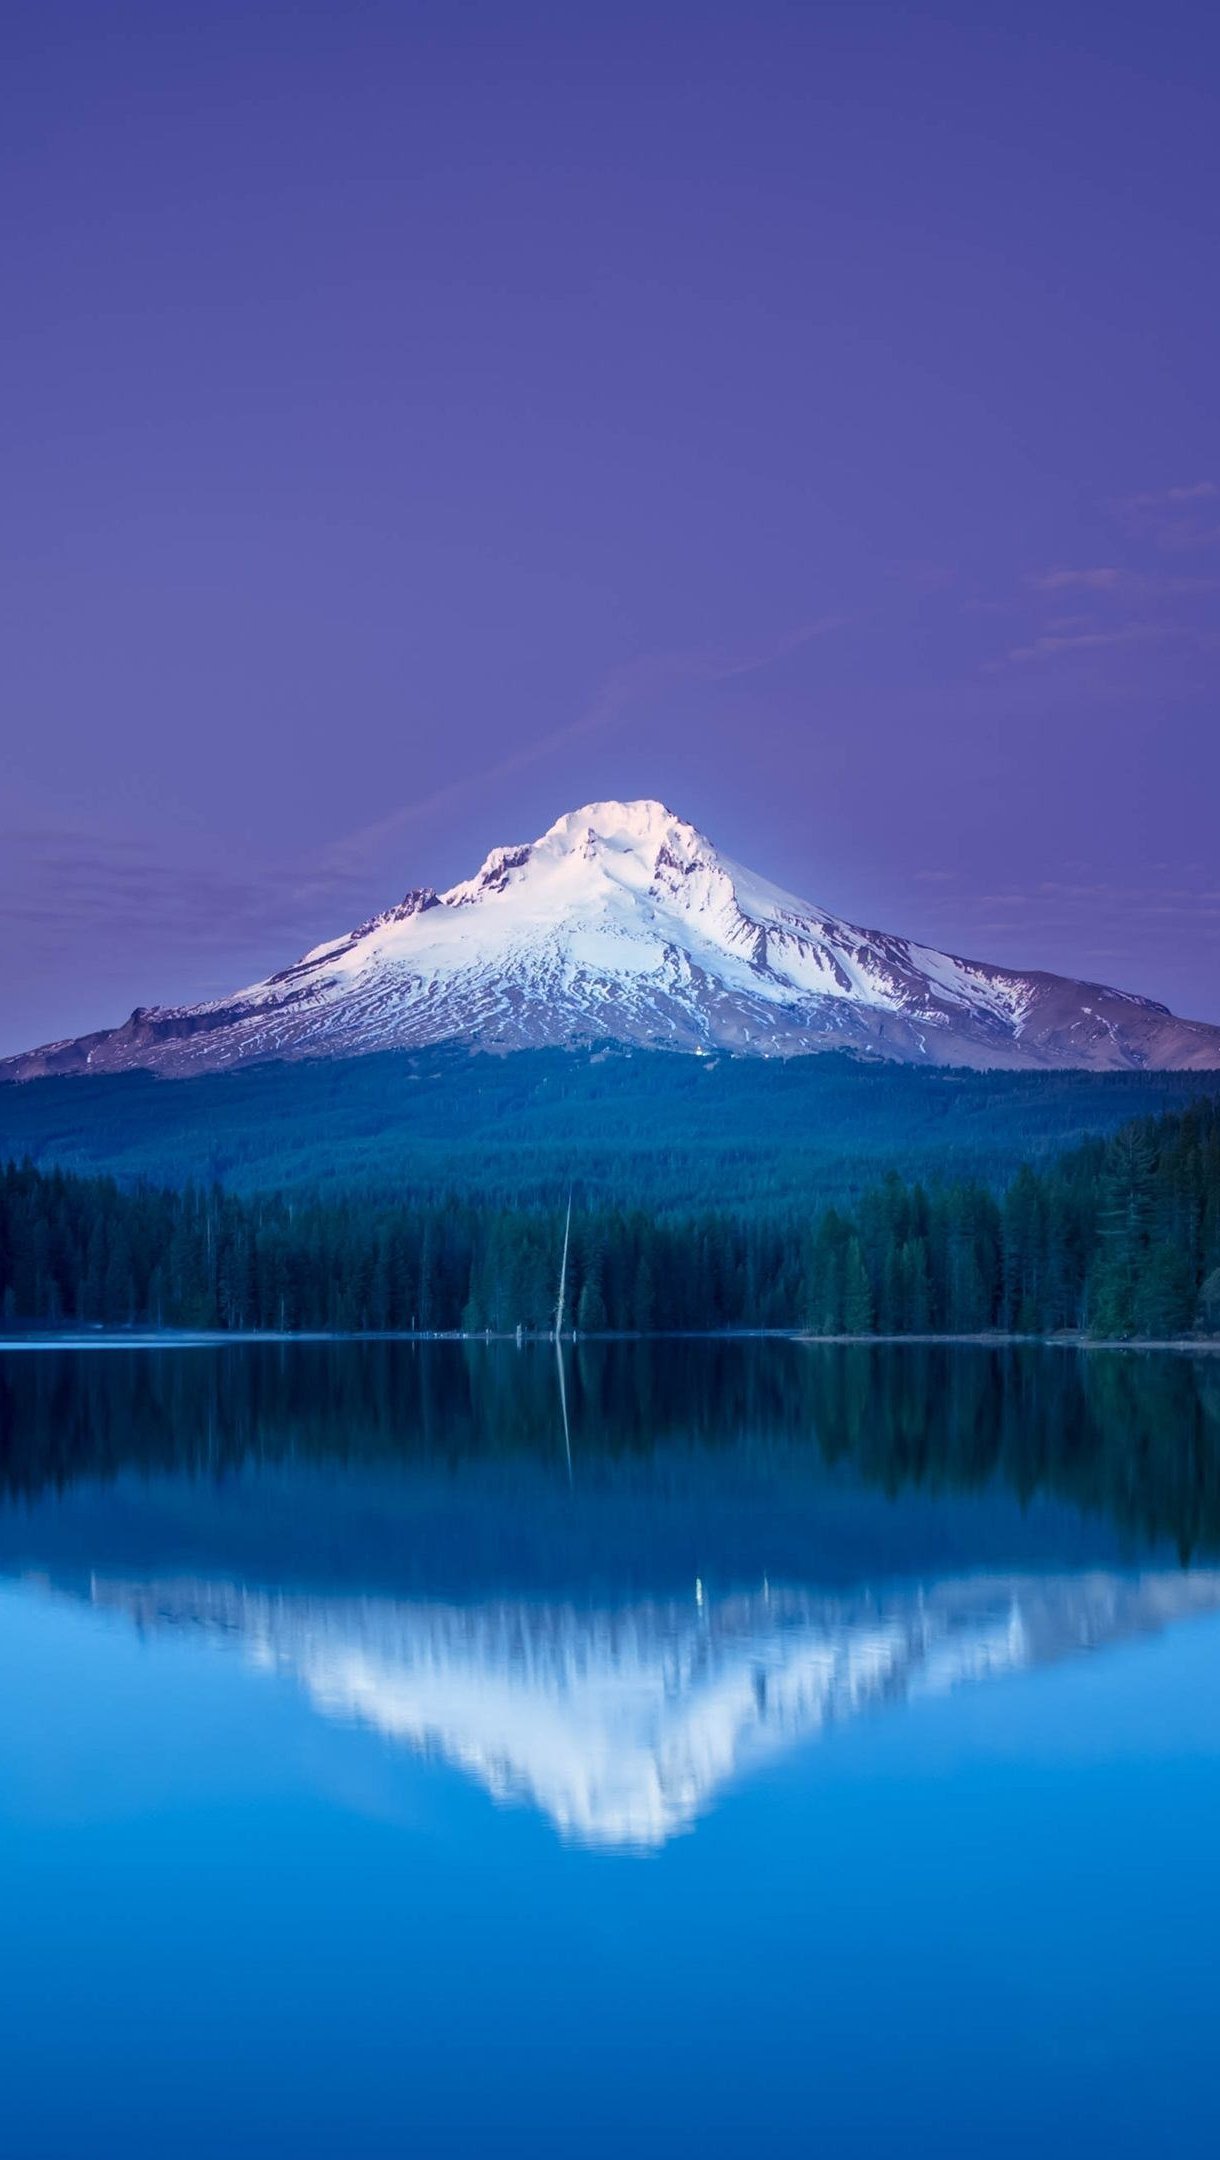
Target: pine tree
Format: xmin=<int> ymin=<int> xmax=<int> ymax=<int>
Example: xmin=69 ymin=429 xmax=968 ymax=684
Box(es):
xmin=842 ymin=1239 xmax=873 ymax=1333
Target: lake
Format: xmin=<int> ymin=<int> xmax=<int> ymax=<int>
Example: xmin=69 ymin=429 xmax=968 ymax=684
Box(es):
xmin=2 ymin=1339 xmax=1219 ymax=2157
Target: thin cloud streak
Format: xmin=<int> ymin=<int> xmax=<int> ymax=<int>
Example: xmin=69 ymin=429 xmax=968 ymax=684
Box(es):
xmin=990 ymin=624 xmax=1196 ymax=668
xmin=986 ymin=488 xmax=1220 ymax=675
xmin=1 ymin=828 xmax=367 ymax=968
xmin=322 ymin=617 xmax=849 ymax=876
xmin=1028 ymin=567 xmax=1220 ymax=597
xmin=1111 ymin=480 xmax=1220 ymax=554
xmin=1118 ymin=481 xmax=1218 ymax=510
xmin=2 ymin=618 xmax=851 ymax=998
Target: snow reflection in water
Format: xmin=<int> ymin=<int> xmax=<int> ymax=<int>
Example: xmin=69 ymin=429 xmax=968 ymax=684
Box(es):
xmin=83 ymin=1566 xmax=1220 ymax=1849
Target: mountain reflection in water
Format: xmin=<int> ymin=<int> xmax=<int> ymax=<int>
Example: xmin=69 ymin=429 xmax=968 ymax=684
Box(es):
xmin=3 ymin=1340 xmax=1219 ymax=1849
xmin=82 ymin=1566 xmax=1220 ymax=1849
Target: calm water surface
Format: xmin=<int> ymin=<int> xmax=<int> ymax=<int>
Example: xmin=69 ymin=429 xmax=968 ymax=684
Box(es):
xmin=2 ymin=1340 xmax=1219 ymax=2157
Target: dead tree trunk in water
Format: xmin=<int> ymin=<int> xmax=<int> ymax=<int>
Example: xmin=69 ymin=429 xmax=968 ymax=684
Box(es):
xmin=553 ymin=1189 xmax=573 ymax=1340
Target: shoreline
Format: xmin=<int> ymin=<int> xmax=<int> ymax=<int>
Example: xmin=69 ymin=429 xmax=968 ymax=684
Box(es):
xmin=1 ymin=1327 xmax=1218 ymax=1356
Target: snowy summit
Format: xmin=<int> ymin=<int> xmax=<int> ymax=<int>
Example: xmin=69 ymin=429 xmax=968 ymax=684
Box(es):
xmin=6 ymin=798 xmax=1220 ymax=1076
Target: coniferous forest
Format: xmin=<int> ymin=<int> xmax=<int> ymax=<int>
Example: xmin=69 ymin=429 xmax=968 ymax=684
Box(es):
xmin=2 ymin=1099 xmax=1218 ymax=1340
xmin=1 ymin=1048 xmax=1216 ymax=1211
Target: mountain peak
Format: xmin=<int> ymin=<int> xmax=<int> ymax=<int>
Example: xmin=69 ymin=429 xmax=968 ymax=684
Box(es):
xmin=444 ymin=800 xmax=712 ymax=904
xmin=541 ymin=798 xmax=708 ymax=858
xmin=4 ymin=799 xmax=1220 ymax=1078
xmin=440 ymin=799 xmax=719 ymax=911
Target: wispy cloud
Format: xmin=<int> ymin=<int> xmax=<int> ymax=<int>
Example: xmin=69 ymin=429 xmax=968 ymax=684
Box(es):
xmin=1119 ymin=481 xmax=1218 ymax=509
xmin=0 ymin=826 xmax=368 ymax=979
xmin=1028 ymin=566 xmax=1220 ymax=597
xmin=985 ymin=489 xmax=1220 ymax=675
xmin=1029 ymin=566 xmax=1126 ymax=592
xmin=1111 ymin=480 xmax=1220 ymax=553
xmin=903 ymin=866 xmax=1220 ymax=1014
xmin=995 ymin=623 xmax=1202 ymax=667
xmin=323 ymin=616 xmax=849 ymax=874
xmin=918 ymin=872 xmax=1220 ymax=940
xmin=977 ymin=878 xmax=1220 ymax=914
xmin=2 ymin=616 xmax=851 ymax=1006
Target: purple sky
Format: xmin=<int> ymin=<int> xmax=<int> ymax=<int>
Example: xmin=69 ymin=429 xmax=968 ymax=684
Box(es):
xmin=3 ymin=1 xmax=1219 ymax=1055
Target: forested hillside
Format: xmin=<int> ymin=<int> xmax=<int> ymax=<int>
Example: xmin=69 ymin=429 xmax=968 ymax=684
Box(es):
xmin=0 ymin=1047 xmax=1216 ymax=1213
xmin=2 ymin=1100 xmax=1218 ymax=1339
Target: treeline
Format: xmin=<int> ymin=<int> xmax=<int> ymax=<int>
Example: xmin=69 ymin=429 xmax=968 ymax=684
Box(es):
xmin=2 ymin=1099 xmax=1219 ymax=1338
xmin=805 ymin=1104 xmax=1220 ymax=1339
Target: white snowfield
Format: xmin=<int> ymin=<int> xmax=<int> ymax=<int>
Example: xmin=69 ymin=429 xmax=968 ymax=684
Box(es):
xmin=7 ymin=798 xmax=1220 ymax=1073
xmin=86 ymin=1567 xmax=1220 ymax=1849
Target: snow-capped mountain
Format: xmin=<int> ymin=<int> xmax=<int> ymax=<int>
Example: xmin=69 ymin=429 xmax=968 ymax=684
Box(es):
xmin=6 ymin=798 xmax=1220 ymax=1075
xmin=74 ymin=1566 xmax=1220 ymax=1847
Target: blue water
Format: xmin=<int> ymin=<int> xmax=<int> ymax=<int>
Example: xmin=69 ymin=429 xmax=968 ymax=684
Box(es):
xmin=2 ymin=1340 xmax=1219 ymax=2157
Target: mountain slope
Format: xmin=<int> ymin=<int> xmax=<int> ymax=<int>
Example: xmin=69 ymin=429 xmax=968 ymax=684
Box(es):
xmin=6 ymin=798 xmax=1219 ymax=1075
